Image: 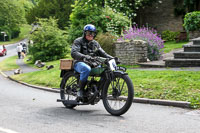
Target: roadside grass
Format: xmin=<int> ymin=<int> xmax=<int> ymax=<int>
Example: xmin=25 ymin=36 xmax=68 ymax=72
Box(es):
xmin=0 ymin=56 xmax=19 ymax=71
xmin=11 ymin=55 xmax=71 ymax=88
xmin=12 ymin=68 xmax=61 ymax=88
xmin=163 ymin=41 xmax=189 ymax=53
xmin=127 ymin=69 xmax=200 ymax=108
xmin=0 ymin=24 xmax=32 ymax=45
xmin=10 ymin=55 xmax=200 ymax=108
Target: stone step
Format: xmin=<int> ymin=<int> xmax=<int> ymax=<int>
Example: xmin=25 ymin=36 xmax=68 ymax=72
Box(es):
xmin=174 ymin=52 xmax=200 ymax=59
xmin=191 ymin=37 xmax=200 ymax=45
xmin=137 ymin=60 xmax=165 ymax=68
xmin=183 ymin=44 xmax=200 ymax=52
xmin=165 ymin=59 xmax=200 ymax=67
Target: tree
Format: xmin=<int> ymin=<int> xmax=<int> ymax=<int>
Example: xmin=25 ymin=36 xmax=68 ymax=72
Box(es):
xmin=173 ymin=0 xmax=200 ymax=16
xmin=67 ymin=0 xmax=130 ymax=44
xmin=26 ymin=0 xmax=74 ymax=29
xmin=106 ymin=0 xmax=159 ymax=20
xmin=74 ymin=0 xmax=158 ymax=19
xmin=17 ymin=0 xmax=34 ymax=12
xmin=0 ymin=0 xmax=26 ymax=41
xmin=184 ymin=0 xmax=200 ymax=12
xmin=31 ymin=0 xmax=40 ymax=5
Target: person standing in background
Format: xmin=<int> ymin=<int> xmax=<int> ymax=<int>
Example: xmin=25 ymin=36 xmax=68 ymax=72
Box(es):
xmin=16 ymin=43 xmax=23 ymax=59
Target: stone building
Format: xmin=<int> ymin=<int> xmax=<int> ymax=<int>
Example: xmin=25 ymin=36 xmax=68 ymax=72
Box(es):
xmin=136 ymin=0 xmax=184 ymax=33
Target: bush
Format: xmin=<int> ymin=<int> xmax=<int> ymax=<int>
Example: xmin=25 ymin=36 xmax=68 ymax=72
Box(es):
xmin=29 ymin=17 xmax=69 ymax=62
xmin=100 ymin=7 xmax=130 ymax=37
xmin=95 ymin=32 xmax=117 ymax=56
xmin=67 ymin=1 xmax=130 ymax=44
xmin=161 ymin=30 xmax=180 ymax=41
xmin=118 ymin=26 xmax=164 ymax=61
xmin=183 ymin=11 xmax=200 ymax=32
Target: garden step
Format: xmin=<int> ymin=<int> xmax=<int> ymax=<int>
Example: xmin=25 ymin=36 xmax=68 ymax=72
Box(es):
xmin=174 ymin=52 xmax=200 ymax=59
xmin=191 ymin=37 xmax=200 ymax=45
xmin=137 ymin=60 xmax=165 ymax=68
xmin=164 ymin=59 xmax=200 ymax=67
xmin=183 ymin=44 xmax=200 ymax=52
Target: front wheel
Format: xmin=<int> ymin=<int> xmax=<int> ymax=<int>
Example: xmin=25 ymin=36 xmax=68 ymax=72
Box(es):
xmin=102 ymin=73 xmax=134 ymax=116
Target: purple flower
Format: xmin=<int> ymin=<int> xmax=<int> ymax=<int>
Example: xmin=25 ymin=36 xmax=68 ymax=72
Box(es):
xmin=117 ymin=26 xmax=164 ymax=61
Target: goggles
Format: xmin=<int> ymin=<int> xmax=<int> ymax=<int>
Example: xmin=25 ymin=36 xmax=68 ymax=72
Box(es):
xmin=85 ymin=31 xmax=96 ymax=36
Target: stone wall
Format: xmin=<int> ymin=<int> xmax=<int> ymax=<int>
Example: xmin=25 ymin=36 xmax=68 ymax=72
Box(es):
xmin=189 ymin=31 xmax=200 ymax=39
xmin=114 ymin=40 xmax=147 ymax=65
xmin=136 ymin=0 xmax=183 ymax=32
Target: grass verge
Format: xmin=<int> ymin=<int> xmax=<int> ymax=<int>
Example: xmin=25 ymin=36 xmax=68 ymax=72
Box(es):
xmin=0 ymin=56 xmax=19 ymax=71
xmin=128 ymin=69 xmax=200 ymax=108
xmin=12 ymin=58 xmax=62 ymax=88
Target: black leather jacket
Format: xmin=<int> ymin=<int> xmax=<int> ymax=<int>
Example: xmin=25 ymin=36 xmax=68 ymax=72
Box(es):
xmin=71 ymin=37 xmax=113 ymax=65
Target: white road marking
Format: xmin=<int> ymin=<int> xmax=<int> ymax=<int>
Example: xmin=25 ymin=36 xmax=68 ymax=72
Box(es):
xmin=0 ymin=127 xmax=20 ymax=133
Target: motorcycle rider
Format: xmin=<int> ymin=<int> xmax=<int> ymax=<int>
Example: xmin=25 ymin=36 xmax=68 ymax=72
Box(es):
xmin=71 ymin=24 xmax=113 ymax=100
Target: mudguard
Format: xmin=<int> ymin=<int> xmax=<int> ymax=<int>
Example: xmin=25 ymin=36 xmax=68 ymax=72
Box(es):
xmin=113 ymin=70 xmax=128 ymax=76
xmin=60 ymin=70 xmax=72 ymax=78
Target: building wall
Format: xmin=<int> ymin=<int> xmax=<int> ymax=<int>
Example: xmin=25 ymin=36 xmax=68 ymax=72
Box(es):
xmin=136 ymin=0 xmax=184 ymax=32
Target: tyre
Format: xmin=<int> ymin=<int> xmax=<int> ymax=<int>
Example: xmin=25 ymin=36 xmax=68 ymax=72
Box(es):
xmin=60 ymin=71 xmax=79 ymax=108
xmin=102 ymin=73 xmax=134 ymax=116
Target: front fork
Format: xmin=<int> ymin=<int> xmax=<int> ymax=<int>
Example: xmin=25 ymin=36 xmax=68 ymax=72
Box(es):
xmin=105 ymin=71 xmax=126 ymax=98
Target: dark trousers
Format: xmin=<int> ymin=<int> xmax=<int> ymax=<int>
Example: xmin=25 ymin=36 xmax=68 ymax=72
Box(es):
xmin=18 ymin=52 xmax=21 ymax=59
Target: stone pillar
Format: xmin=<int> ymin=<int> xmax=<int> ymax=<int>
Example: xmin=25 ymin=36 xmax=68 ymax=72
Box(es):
xmin=114 ymin=40 xmax=147 ymax=65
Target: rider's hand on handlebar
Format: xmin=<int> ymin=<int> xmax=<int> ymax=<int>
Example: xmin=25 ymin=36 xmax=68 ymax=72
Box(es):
xmin=115 ymin=57 xmax=121 ymax=64
xmin=84 ymin=55 xmax=93 ymax=60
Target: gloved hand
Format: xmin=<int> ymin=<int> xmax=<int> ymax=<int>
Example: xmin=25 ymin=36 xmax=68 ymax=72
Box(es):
xmin=114 ymin=57 xmax=120 ymax=64
xmin=84 ymin=55 xmax=93 ymax=60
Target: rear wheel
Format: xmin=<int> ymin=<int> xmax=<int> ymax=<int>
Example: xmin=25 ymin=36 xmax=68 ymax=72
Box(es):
xmin=102 ymin=73 xmax=134 ymax=116
xmin=60 ymin=71 xmax=79 ymax=108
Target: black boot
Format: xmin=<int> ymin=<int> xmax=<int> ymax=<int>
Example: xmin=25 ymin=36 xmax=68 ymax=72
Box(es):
xmin=77 ymin=80 xmax=87 ymax=100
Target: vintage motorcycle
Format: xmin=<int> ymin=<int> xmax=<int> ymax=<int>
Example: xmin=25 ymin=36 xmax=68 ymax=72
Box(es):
xmin=57 ymin=57 xmax=134 ymax=116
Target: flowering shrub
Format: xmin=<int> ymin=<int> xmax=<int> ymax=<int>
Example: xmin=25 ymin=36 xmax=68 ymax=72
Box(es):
xmin=106 ymin=0 xmax=159 ymax=18
xmin=100 ymin=7 xmax=130 ymax=37
xmin=118 ymin=26 xmax=164 ymax=61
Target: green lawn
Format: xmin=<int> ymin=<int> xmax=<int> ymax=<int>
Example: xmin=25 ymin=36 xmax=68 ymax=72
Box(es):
xmin=163 ymin=41 xmax=189 ymax=53
xmin=0 ymin=24 xmax=32 ymax=45
xmin=127 ymin=69 xmax=200 ymax=108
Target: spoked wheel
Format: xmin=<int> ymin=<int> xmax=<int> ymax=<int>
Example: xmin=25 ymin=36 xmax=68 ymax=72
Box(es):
xmin=102 ymin=73 xmax=134 ymax=116
xmin=60 ymin=71 xmax=79 ymax=108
